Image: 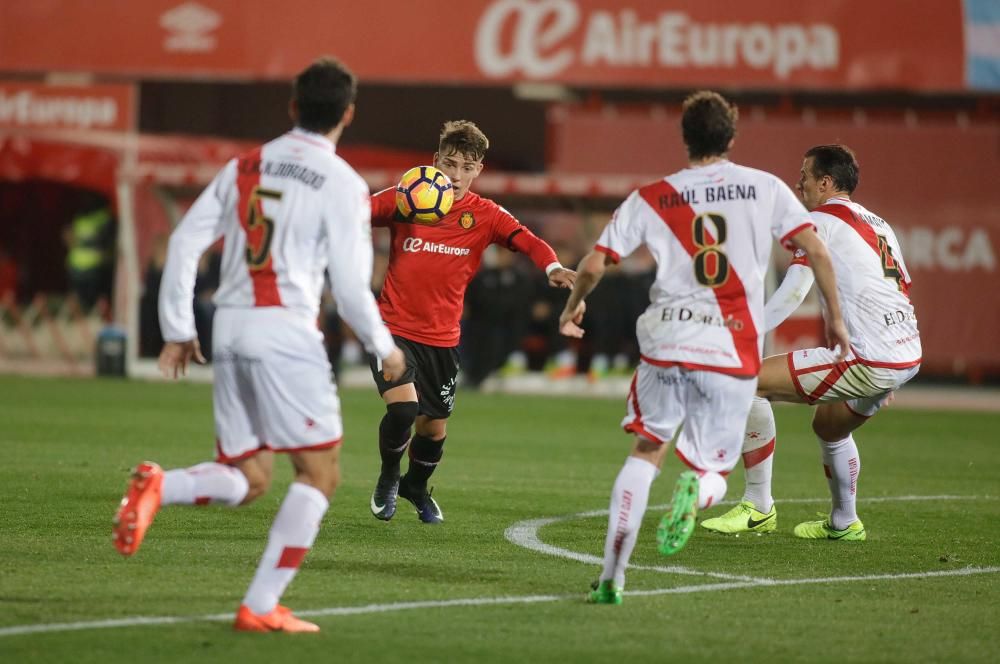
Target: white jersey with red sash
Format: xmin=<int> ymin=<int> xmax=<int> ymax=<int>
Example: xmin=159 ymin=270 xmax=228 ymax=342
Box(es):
xmin=158 ymin=128 xmax=394 ymax=458
xmin=159 ymin=128 xmax=393 ymax=360
xmin=596 ymin=160 xmax=813 ymax=377
xmin=796 ymin=197 xmax=921 ymax=368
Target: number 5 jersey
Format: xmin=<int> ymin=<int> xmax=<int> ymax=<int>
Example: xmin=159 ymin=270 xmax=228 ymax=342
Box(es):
xmin=158 ymin=127 xmax=395 ymax=360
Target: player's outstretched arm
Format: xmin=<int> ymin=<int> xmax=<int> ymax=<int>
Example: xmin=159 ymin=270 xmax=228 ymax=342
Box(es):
xmin=789 ymin=228 xmax=850 ymax=359
xmin=506 ymin=225 xmax=575 ymax=288
xmin=558 ymin=250 xmax=609 ymax=338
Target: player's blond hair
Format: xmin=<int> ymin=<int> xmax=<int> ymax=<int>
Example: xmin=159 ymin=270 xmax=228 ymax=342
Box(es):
xmin=439 ymin=120 xmax=489 ymax=162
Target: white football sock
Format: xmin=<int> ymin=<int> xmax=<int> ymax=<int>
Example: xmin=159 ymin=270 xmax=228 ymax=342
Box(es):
xmin=697 ymin=471 xmax=728 ymax=509
xmin=161 ymin=462 xmax=249 ymax=506
xmin=242 ymin=482 xmax=329 ymax=615
xmin=742 ymin=396 xmax=776 ymax=512
xmin=820 ymin=434 xmax=861 ymax=530
xmin=600 ymin=456 xmax=657 ymax=590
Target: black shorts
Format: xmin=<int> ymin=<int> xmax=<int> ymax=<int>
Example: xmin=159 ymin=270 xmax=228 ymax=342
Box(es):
xmin=369 ymin=335 xmax=459 ymax=420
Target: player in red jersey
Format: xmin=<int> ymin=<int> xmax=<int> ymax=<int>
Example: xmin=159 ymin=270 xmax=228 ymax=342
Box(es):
xmin=368 ymin=120 xmax=576 ymax=523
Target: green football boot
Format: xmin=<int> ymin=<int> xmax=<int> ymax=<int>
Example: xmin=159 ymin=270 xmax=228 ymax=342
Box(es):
xmin=587 ymin=579 xmax=623 ymax=605
xmin=657 ymin=471 xmax=699 ymax=556
xmin=700 ymin=500 xmax=777 ymax=534
xmin=793 ymin=515 xmax=866 ymax=541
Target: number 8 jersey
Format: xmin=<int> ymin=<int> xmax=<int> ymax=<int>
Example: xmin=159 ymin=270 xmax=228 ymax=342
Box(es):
xmin=595 ymin=160 xmax=814 ymax=377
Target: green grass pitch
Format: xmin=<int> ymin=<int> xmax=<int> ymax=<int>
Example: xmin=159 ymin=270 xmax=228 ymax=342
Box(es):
xmin=1 ymin=374 xmax=998 ymax=663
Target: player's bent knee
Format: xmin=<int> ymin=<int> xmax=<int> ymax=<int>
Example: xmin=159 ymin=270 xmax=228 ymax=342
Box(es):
xmin=290 ymin=448 xmax=342 ymax=498
xmin=385 ymin=401 xmax=419 ymax=431
xmin=812 ymin=404 xmax=860 ymax=442
xmin=232 ymin=456 xmax=273 ymax=505
xmin=240 ymin=473 xmax=272 ymax=505
xmin=415 ymin=416 xmax=447 ymax=441
xmin=630 ymin=435 xmax=664 ymax=465
xmin=297 ymin=466 xmax=340 ymax=498
xmin=633 ymin=436 xmax=660 ymax=456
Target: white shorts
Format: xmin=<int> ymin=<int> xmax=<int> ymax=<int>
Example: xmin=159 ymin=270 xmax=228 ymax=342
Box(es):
xmin=211 ymin=307 xmax=343 ymax=463
xmin=622 ymin=362 xmax=758 ymax=475
xmin=787 ymin=347 xmax=920 ymax=417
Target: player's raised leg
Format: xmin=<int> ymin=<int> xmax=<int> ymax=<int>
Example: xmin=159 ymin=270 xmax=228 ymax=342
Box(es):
xmin=162 ymin=461 xmax=253 ymax=506
xmin=657 ymin=469 xmax=729 ymax=554
xmin=235 ymin=446 xmax=341 ymax=633
xmin=659 ymin=369 xmax=756 ymax=553
xmin=113 ymin=456 xmax=261 ymax=557
xmin=112 ymin=461 xmax=165 ymax=556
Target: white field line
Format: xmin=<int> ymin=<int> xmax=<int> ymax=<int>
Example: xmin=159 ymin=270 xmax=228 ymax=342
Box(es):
xmin=503 ymin=494 xmax=996 ymax=584
xmin=504 ymin=511 xmax=762 ymax=582
xmin=2 ymin=567 xmax=998 ymax=638
xmin=2 ymin=495 xmax=996 ymax=638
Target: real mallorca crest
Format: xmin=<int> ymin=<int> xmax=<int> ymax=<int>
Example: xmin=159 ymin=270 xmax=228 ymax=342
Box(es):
xmin=395 ymin=166 xmax=454 ymax=224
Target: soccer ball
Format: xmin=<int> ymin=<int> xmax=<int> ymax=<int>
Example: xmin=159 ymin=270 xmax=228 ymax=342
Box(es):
xmin=395 ymin=166 xmax=454 ymax=223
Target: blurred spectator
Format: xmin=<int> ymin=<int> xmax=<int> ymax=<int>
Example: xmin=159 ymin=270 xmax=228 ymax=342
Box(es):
xmin=581 ymin=262 xmax=634 ymax=375
xmin=456 ymin=214 xmax=656 ymax=384
xmin=139 ymin=234 xmax=168 ymax=357
xmin=461 ymin=247 xmax=534 ymax=388
xmin=193 ymin=248 xmax=222 ymax=361
xmin=138 ymin=237 xmax=221 ymax=360
xmin=64 ymin=190 xmax=115 ymax=314
xmin=517 ymin=270 xmax=573 ymax=374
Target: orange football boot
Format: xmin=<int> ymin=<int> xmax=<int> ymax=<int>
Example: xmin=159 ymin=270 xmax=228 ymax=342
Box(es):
xmin=233 ymin=605 xmax=320 ymax=633
xmin=112 ymin=461 xmax=164 ymax=556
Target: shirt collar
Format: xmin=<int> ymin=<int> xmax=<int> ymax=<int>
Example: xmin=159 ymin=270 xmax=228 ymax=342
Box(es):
xmin=289 ymin=127 xmax=335 ymax=153
xmin=683 ymin=158 xmax=731 ymax=173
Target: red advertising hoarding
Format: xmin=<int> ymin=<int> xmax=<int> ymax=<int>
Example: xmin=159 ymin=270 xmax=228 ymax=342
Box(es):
xmin=0 ymin=1 xmax=968 ymax=91
xmin=0 ymin=81 xmax=136 ymax=133
xmin=548 ymin=106 xmax=1000 ymax=375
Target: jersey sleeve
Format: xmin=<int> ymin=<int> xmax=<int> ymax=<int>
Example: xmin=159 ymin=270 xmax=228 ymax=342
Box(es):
xmin=489 ymin=203 xmax=524 ymax=246
xmin=492 ymin=205 xmax=560 ymax=273
xmin=595 ymin=191 xmax=645 ymax=263
xmin=369 ymin=187 xmax=398 ymax=228
xmin=770 ymin=176 xmax=814 ymax=249
xmin=763 ymin=262 xmax=815 ymax=332
xmin=158 ymin=160 xmax=234 ymax=342
xmin=324 ymin=179 xmax=395 ymax=360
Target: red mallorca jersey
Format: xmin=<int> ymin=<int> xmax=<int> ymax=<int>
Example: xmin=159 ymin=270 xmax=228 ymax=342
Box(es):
xmin=371 ymin=188 xmax=555 ymax=347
